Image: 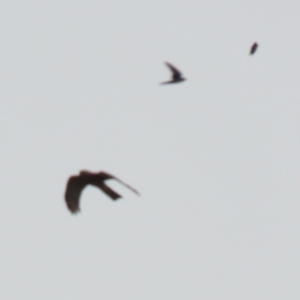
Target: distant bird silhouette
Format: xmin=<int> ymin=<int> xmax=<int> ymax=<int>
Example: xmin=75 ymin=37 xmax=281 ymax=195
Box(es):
xmin=161 ymin=62 xmax=186 ymax=84
xmin=250 ymin=42 xmax=259 ymax=55
xmin=65 ymin=170 xmax=139 ymax=214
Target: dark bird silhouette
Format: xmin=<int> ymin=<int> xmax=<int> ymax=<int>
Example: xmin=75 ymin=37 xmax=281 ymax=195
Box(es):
xmin=250 ymin=42 xmax=259 ymax=55
xmin=65 ymin=170 xmax=139 ymax=214
xmin=161 ymin=62 xmax=186 ymax=84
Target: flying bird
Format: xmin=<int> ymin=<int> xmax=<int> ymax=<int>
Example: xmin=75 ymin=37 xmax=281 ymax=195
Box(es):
xmin=250 ymin=42 xmax=259 ymax=55
xmin=65 ymin=170 xmax=139 ymax=214
xmin=161 ymin=62 xmax=186 ymax=84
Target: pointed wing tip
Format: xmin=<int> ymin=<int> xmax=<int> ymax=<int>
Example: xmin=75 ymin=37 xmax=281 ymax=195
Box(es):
xmin=68 ymin=207 xmax=80 ymax=214
xmin=164 ymin=62 xmax=173 ymax=68
xmin=132 ymin=189 xmax=140 ymax=196
xmin=112 ymin=195 xmax=122 ymax=201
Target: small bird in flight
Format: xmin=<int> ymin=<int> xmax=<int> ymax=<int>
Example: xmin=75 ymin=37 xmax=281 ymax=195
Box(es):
xmin=64 ymin=170 xmax=139 ymax=214
xmin=250 ymin=42 xmax=259 ymax=55
xmin=161 ymin=62 xmax=186 ymax=84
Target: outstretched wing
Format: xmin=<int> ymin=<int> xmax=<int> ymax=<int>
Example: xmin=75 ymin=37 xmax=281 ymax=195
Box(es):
xmin=65 ymin=176 xmax=87 ymax=213
xmin=111 ymin=179 xmax=140 ymax=196
xmin=165 ymin=62 xmax=182 ymax=80
xmin=98 ymin=182 xmax=122 ymax=200
xmin=97 ymin=172 xmax=140 ymax=200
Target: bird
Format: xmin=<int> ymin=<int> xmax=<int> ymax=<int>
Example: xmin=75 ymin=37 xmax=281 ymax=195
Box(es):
xmin=250 ymin=42 xmax=259 ymax=55
xmin=64 ymin=170 xmax=139 ymax=214
xmin=161 ymin=62 xmax=186 ymax=84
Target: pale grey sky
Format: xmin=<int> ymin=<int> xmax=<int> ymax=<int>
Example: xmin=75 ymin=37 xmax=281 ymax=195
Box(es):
xmin=0 ymin=1 xmax=299 ymax=299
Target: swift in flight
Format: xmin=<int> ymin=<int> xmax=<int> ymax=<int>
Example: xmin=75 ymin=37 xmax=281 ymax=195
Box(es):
xmin=161 ymin=62 xmax=186 ymax=84
xmin=65 ymin=170 xmax=139 ymax=214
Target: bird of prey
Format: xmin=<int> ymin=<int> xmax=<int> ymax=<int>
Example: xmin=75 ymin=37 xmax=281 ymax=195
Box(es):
xmin=161 ymin=62 xmax=186 ymax=84
xmin=64 ymin=170 xmax=139 ymax=214
xmin=250 ymin=42 xmax=259 ymax=55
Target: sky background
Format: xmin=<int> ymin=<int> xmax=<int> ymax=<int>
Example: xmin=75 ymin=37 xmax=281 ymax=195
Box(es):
xmin=0 ymin=1 xmax=299 ymax=299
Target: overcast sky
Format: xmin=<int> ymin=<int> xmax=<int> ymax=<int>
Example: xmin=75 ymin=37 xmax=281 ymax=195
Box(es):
xmin=0 ymin=1 xmax=299 ymax=299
